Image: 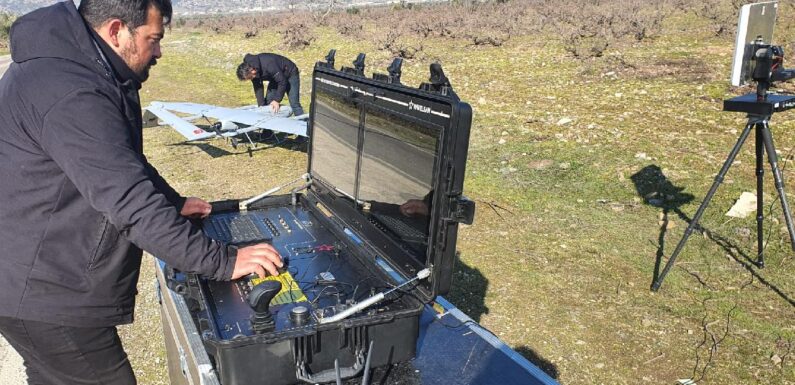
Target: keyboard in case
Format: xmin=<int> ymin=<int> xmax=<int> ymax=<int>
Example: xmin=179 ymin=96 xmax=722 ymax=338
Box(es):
xmin=371 ymin=212 xmax=426 ymax=240
xmin=204 ymin=213 xmax=273 ymax=245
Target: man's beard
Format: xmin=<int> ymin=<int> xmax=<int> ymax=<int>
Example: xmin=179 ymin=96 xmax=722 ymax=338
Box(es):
xmin=120 ymin=38 xmax=156 ymax=82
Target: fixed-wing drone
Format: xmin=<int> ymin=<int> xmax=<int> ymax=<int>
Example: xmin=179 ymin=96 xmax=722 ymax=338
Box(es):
xmin=143 ymin=102 xmax=308 ymax=151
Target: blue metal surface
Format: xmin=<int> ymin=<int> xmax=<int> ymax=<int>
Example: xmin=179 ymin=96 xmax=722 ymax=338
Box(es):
xmin=414 ymin=297 xmax=559 ymax=385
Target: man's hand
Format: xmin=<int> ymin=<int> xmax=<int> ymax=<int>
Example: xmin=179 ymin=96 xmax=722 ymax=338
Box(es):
xmin=269 ymin=100 xmax=280 ymax=115
xmin=180 ymin=197 xmax=212 ymax=219
xmin=400 ymin=199 xmax=429 ymax=217
xmin=232 ymin=243 xmax=283 ymax=279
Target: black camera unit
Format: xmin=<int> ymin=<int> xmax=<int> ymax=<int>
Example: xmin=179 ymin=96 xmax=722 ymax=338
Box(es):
xmin=750 ymin=39 xmax=795 ymax=100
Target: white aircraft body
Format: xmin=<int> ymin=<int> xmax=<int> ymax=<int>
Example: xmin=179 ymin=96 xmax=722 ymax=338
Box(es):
xmin=144 ymin=102 xmax=308 ymax=150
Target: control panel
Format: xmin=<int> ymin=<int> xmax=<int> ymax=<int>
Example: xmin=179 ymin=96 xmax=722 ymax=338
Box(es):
xmin=194 ymin=204 xmax=413 ymax=341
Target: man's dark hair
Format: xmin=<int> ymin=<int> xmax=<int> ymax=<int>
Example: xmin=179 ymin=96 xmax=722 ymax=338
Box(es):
xmin=236 ymin=62 xmax=256 ymax=81
xmin=79 ymin=0 xmax=173 ymax=30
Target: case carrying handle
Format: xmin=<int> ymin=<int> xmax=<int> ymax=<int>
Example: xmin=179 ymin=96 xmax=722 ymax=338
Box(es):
xmin=294 ymin=347 xmax=366 ymax=384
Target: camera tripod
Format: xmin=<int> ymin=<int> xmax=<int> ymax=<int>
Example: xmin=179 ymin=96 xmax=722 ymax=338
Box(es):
xmin=651 ymin=93 xmax=795 ymax=291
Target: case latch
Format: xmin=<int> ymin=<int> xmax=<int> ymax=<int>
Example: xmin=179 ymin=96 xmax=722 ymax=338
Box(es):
xmin=317 ymin=49 xmax=336 ymax=69
xmin=342 ymin=53 xmax=366 ymax=76
xmin=373 ymin=58 xmax=403 ymax=84
xmin=448 ymin=195 xmax=475 ymax=225
xmin=419 ymin=63 xmax=455 ymax=97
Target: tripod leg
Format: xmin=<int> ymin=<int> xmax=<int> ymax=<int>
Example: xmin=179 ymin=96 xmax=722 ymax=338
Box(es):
xmin=651 ymin=121 xmax=755 ymax=291
xmin=756 ymin=124 xmax=765 ymax=267
xmin=759 ymin=122 xmax=795 ymax=252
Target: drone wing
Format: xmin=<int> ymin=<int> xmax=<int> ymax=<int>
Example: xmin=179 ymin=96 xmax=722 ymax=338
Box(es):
xmin=147 ymin=102 xmax=308 ymax=138
xmin=143 ymin=102 xmax=216 ymax=141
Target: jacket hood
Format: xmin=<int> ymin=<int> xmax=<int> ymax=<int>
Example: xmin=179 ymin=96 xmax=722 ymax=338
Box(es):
xmin=10 ymin=1 xmax=100 ymax=71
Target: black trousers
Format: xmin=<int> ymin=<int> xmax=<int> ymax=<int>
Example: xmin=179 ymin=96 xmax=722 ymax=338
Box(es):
xmin=0 ymin=316 xmax=136 ymax=385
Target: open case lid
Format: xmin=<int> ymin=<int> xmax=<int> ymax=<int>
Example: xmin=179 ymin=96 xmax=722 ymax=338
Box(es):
xmin=305 ymin=51 xmax=474 ymax=302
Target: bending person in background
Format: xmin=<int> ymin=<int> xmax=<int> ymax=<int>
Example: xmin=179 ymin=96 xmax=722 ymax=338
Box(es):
xmin=237 ymin=52 xmax=305 ymax=116
xmin=0 ymin=1 xmax=281 ymax=384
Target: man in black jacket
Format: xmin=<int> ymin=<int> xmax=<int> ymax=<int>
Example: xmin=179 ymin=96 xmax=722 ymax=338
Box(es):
xmin=237 ymin=52 xmax=305 ymax=116
xmin=0 ymin=1 xmax=282 ymax=384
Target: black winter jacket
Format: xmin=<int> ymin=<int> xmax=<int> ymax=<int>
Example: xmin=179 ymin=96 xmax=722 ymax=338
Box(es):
xmin=0 ymin=2 xmax=235 ymax=327
xmin=243 ymin=53 xmax=298 ymax=106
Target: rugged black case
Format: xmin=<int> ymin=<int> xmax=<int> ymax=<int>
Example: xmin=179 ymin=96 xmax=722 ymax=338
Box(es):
xmin=174 ymin=54 xmax=474 ymax=385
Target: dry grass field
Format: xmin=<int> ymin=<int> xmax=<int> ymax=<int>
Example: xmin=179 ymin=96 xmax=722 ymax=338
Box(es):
xmin=106 ymin=1 xmax=795 ymax=384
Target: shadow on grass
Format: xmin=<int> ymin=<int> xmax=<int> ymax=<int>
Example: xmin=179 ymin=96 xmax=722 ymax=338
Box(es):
xmin=631 ymin=164 xmax=795 ymax=307
xmin=170 ymin=141 xmax=234 ymax=158
xmin=446 ymin=258 xmax=560 ymax=380
xmin=447 ymin=256 xmax=489 ymax=323
xmin=704 ymin=230 xmax=795 ymax=307
xmin=630 ymin=165 xmax=694 ymax=286
xmin=513 ymin=346 xmax=559 ymax=379
xmin=169 ymin=132 xmax=307 ymax=158
xmin=270 ymin=134 xmax=308 ymax=153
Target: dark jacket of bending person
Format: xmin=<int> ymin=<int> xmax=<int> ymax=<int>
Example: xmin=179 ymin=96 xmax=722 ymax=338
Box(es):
xmin=237 ymin=52 xmax=305 ymax=116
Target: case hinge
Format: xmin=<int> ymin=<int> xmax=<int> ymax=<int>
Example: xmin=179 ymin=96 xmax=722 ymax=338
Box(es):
xmin=447 ymin=195 xmax=475 ymax=225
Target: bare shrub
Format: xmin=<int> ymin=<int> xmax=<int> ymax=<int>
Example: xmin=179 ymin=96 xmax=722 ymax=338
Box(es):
xmin=279 ymin=13 xmax=317 ymax=49
xmin=327 ymin=11 xmax=365 ymax=39
xmin=455 ymin=2 xmax=523 ymax=47
xmin=689 ymin=0 xmax=745 ymax=36
xmin=407 ymin=9 xmax=461 ymax=39
xmin=541 ymin=0 xmax=675 ymax=58
xmin=165 ymin=0 xmax=683 ymax=60
xmin=235 ymin=13 xmax=282 ymax=38
xmin=566 ymin=32 xmax=611 ymax=59
xmin=364 ymin=5 xmax=405 ymax=31
xmin=407 ymin=20 xmax=433 ymax=39
xmin=177 ymin=17 xmax=204 ymax=29
xmin=173 ymin=12 xmax=282 ymax=40
xmin=542 ymin=0 xmax=616 ymax=58
xmin=397 ymin=1 xmax=528 ymax=47
xmin=509 ymin=1 xmax=548 ymax=36
xmin=205 ymin=16 xmax=235 ymax=34
xmin=361 ymin=7 xmax=418 ymax=56
xmin=350 ymin=0 xmax=548 ymax=49
xmin=612 ymin=1 xmax=671 ymax=41
xmin=237 ymin=15 xmax=258 ymax=38
xmin=395 ymin=1 xmax=532 ymax=47
xmin=299 ymin=0 xmax=344 ymax=26
xmin=375 ymin=30 xmax=423 ymax=59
